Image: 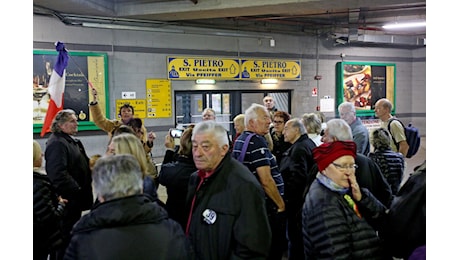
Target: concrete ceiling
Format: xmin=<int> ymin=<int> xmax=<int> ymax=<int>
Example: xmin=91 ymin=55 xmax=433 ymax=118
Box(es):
xmin=33 ymin=0 xmax=426 ymax=47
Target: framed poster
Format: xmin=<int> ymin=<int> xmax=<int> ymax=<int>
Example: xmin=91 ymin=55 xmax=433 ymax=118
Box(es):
xmin=33 ymin=50 xmax=109 ymax=133
xmin=336 ymin=62 xmax=396 ymax=117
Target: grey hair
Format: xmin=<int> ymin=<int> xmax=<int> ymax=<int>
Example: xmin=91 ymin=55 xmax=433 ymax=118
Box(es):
xmin=326 ymin=118 xmax=353 ymax=141
xmin=338 ymin=102 xmax=356 ymax=114
xmin=244 ymin=103 xmax=267 ymax=126
xmin=92 ymin=154 xmax=143 ymax=201
xmin=192 ymin=120 xmax=229 ymax=147
xmin=301 ymin=113 xmax=322 ymax=134
xmin=50 ymin=109 xmax=76 ymax=133
xmin=201 ymin=108 xmax=216 ymax=116
xmin=371 ymin=127 xmax=392 ymax=150
xmin=289 ymin=118 xmax=307 ymax=135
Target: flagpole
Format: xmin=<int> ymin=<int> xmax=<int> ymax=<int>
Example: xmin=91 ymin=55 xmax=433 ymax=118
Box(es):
xmin=65 ymin=51 xmax=95 ymax=90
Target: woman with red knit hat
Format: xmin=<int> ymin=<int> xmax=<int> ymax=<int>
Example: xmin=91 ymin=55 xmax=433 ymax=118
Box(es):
xmin=301 ymin=141 xmax=388 ymax=259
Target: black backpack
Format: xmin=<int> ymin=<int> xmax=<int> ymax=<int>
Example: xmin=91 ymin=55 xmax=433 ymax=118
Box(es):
xmin=388 ymin=118 xmax=421 ymax=158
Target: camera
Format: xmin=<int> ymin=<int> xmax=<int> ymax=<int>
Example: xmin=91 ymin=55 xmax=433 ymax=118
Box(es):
xmin=169 ymin=128 xmax=184 ymax=138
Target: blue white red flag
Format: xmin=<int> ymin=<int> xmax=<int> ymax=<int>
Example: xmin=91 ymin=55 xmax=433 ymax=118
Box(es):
xmin=40 ymin=41 xmax=69 ymax=137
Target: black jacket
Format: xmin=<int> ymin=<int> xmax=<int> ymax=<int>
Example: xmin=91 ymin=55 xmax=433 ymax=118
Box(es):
xmin=185 ymin=153 xmax=271 ymax=260
xmin=302 ymin=180 xmax=387 ymax=259
xmin=45 ymin=132 xmax=93 ymax=211
xmin=159 ymin=155 xmax=197 ymax=230
xmin=279 ymin=134 xmax=315 ymax=208
xmin=33 ymin=172 xmax=65 ymax=256
xmin=64 ymin=195 xmax=192 ymax=260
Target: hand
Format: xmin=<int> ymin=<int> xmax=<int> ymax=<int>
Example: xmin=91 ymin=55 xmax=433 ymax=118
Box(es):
xmin=148 ymin=131 xmax=156 ymax=142
xmin=58 ymin=196 xmax=68 ymax=204
xmin=91 ymin=88 xmax=98 ymax=101
xmin=348 ymin=173 xmax=362 ymax=201
xmin=164 ymin=135 xmax=175 ymax=149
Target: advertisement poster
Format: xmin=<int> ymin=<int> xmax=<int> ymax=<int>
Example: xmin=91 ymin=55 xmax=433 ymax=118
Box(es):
xmin=336 ymin=62 xmax=396 ymax=116
xmin=33 ymin=50 xmax=108 ymax=133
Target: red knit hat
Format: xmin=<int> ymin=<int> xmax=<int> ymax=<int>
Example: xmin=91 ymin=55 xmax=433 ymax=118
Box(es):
xmin=313 ymin=141 xmax=357 ymax=171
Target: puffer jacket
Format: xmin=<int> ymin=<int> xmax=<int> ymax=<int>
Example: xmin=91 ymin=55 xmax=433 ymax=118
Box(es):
xmin=64 ymin=194 xmax=192 ymax=260
xmin=369 ymin=148 xmax=405 ymax=194
xmin=302 ymin=179 xmax=387 ymax=259
xmin=33 ymin=172 xmax=66 ymax=254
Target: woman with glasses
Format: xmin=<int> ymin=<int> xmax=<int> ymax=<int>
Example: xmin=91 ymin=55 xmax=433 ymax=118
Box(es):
xmin=302 ymin=140 xmax=387 ymax=259
xmin=270 ymin=110 xmax=292 ymax=164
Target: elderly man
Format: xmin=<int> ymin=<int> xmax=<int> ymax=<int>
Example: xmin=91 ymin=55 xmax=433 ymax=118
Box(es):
xmin=278 ymin=118 xmax=316 ymax=260
xmin=186 ymin=120 xmax=271 ymax=259
xmin=232 ymin=103 xmax=286 ymax=260
xmin=65 ymin=154 xmax=191 ymax=260
xmin=374 ymin=98 xmax=409 ymax=157
xmin=338 ymin=102 xmax=370 ymax=155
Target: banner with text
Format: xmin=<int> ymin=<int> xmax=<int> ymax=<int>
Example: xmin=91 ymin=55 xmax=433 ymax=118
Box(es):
xmin=167 ymin=56 xmax=301 ymax=80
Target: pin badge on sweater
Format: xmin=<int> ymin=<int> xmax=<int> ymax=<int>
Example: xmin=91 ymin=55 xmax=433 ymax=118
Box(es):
xmin=202 ymin=209 xmax=216 ymax=224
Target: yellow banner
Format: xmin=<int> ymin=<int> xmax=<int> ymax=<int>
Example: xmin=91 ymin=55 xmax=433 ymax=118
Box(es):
xmin=167 ymin=57 xmax=240 ymax=80
xmin=240 ymin=59 xmax=301 ymax=80
xmin=146 ymin=79 xmax=172 ymax=118
xmin=116 ymin=99 xmax=146 ymax=118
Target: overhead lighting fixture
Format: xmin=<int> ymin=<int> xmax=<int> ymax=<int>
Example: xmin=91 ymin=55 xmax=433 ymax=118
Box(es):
xmin=382 ymin=21 xmax=426 ymax=29
xmin=261 ymin=79 xmax=278 ymax=84
xmin=81 ymin=22 xmax=185 ymax=33
xmin=196 ymin=79 xmax=216 ymax=84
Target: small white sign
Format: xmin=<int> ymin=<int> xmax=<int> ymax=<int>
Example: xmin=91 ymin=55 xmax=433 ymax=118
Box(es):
xmin=122 ymin=92 xmax=136 ymax=99
xmin=320 ymin=97 xmax=335 ymax=112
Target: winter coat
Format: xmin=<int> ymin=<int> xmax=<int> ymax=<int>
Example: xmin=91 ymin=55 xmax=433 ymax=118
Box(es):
xmin=33 ymin=172 xmax=65 ymax=257
xmin=64 ymin=194 xmax=191 ymax=260
xmin=302 ymin=180 xmax=387 ymax=259
xmin=159 ymin=155 xmax=197 ymax=230
xmin=186 ymin=153 xmax=271 ymax=260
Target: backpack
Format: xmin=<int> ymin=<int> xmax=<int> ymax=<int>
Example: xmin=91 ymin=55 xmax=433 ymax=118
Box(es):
xmin=388 ymin=118 xmax=420 ymax=158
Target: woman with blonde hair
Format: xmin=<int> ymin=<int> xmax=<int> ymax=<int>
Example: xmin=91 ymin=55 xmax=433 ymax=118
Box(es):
xmin=33 ymin=140 xmax=67 ymax=259
xmin=108 ymin=133 xmax=159 ymax=201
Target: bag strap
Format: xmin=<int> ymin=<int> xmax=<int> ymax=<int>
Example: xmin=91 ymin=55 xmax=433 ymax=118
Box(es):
xmin=237 ymin=133 xmax=256 ymax=162
xmin=387 ymin=118 xmax=404 ymax=148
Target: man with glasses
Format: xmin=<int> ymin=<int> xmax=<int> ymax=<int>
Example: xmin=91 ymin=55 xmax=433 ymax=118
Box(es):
xmin=314 ymin=119 xmax=392 ymax=208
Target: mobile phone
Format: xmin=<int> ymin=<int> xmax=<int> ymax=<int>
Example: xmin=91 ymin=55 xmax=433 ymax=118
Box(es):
xmin=169 ymin=128 xmax=184 ymax=138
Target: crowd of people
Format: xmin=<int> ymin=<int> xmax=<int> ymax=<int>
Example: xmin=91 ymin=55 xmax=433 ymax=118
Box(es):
xmin=33 ymin=96 xmax=425 ymax=260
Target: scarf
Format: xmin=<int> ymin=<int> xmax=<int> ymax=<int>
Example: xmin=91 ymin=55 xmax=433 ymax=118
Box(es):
xmin=316 ymin=173 xmax=361 ymax=218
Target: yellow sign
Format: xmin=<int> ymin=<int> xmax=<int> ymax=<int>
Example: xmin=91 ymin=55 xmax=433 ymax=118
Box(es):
xmin=146 ymin=79 xmax=172 ymax=118
xmin=116 ymin=99 xmax=146 ymax=118
xmin=167 ymin=57 xmax=240 ymax=80
xmin=240 ymin=59 xmax=301 ymax=80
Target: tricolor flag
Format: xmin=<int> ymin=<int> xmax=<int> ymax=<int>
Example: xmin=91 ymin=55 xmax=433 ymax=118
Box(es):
xmin=40 ymin=42 xmax=69 ymax=137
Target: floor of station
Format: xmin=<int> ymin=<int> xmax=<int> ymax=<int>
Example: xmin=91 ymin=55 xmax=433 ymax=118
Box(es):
xmin=155 ymin=137 xmax=427 ymax=204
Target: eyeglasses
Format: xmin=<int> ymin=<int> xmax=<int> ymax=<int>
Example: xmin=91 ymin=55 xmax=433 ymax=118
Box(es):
xmin=332 ymin=162 xmax=358 ymax=170
xmin=273 ymin=120 xmax=284 ymax=124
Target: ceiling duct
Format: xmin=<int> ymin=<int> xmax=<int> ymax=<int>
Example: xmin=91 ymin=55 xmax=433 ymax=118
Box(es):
xmin=348 ymin=8 xmax=361 ymax=42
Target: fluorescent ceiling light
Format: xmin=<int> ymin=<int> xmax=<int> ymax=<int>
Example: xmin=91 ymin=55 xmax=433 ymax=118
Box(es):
xmin=261 ymin=79 xmax=278 ymax=84
xmin=82 ymin=22 xmax=184 ymax=33
xmin=196 ymin=79 xmax=216 ymax=84
xmin=382 ymin=21 xmax=426 ymax=29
